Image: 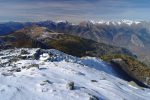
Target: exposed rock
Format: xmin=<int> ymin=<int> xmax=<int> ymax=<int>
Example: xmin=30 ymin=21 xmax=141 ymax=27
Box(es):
xmin=27 ymin=64 xmax=39 ymax=69
xmin=1 ymin=72 xmax=13 ymax=76
xmin=91 ymin=80 xmax=98 ymax=82
xmin=8 ymin=68 xmax=21 ymax=72
xmin=40 ymin=80 xmax=52 ymax=86
xmin=67 ymin=82 xmax=74 ymax=90
xmin=21 ymin=49 xmax=30 ymax=54
xmin=89 ymin=95 xmax=99 ymax=100
xmin=40 ymin=53 xmax=50 ymax=61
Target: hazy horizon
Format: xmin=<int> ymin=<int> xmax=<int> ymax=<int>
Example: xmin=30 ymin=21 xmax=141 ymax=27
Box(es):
xmin=0 ymin=19 xmax=149 ymax=24
xmin=0 ymin=0 xmax=150 ymax=22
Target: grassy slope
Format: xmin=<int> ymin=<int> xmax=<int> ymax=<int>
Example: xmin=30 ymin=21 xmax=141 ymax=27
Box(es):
xmin=101 ymin=54 xmax=150 ymax=86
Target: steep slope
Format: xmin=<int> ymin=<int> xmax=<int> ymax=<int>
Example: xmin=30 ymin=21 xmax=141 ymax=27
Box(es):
xmin=0 ymin=48 xmax=150 ymax=100
xmin=0 ymin=26 xmax=134 ymax=57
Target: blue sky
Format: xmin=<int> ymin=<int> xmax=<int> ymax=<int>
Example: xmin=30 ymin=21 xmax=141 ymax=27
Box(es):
xmin=0 ymin=0 xmax=150 ymax=22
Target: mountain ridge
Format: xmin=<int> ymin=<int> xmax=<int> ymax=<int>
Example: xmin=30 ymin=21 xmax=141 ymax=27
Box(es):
xmin=0 ymin=20 xmax=150 ymax=65
xmin=0 ymin=26 xmax=134 ymax=58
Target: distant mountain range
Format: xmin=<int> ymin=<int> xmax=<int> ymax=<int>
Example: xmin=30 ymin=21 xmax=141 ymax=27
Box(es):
xmin=0 ymin=22 xmax=33 ymax=35
xmin=0 ymin=20 xmax=150 ymax=65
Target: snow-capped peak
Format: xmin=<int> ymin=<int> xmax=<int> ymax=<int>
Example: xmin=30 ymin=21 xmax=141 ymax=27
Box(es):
xmin=89 ymin=20 xmax=141 ymax=25
xmin=56 ymin=20 xmax=76 ymax=25
xmin=120 ymin=19 xmax=141 ymax=25
xmin=56 ymin=20 xmax=68 ymax=23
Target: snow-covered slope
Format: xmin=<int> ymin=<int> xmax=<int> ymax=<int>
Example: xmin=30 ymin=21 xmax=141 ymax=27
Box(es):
xmin=0 ymin=48 xmax=150 ymax=100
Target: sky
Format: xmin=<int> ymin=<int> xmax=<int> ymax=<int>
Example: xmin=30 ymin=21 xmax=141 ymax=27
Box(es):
xmin=0 ymin=0 xmax=150 ymax=22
